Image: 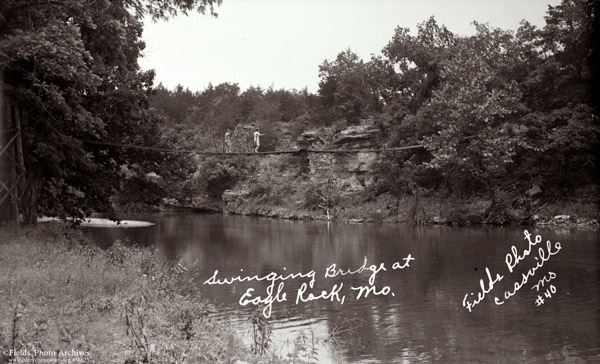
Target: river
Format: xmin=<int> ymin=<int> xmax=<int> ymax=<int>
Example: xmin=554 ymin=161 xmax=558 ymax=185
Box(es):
xmin=84 ymin=212 xmax=600 ymax=364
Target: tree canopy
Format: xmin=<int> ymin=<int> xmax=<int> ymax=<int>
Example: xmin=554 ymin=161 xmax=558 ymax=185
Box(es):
xmin=0 ymin=0 xmax=221 ymax=224
xmin=1 ymin=0 xmax=596 ymax=225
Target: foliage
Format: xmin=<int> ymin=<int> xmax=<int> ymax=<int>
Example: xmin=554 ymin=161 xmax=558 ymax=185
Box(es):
xmin=1 ymin=0 xmax=596 ymax=224
xmin=0 ymin=223 xmax=262 ymax=364
xmin=249 ymin=307 xmax=272 ymax=356
xmin=248 ymin=160 xmax=297 ymax=205
xmin=151 ymin=84 xmax=198 ymax=123
xmin=150 ymin=83 xmax=318 ymax=154
xmin=287 ymin=330 xmax=319 ymax=364
xmin=382 ymin=17 xmax=457 ymax=117
xmin=186 ymin=156 xmax=250 ymax=198
xmin=0 ymin=0 xmax=221 ymax=224
xmin=318 ymin=49 xmax=386 ymax=123
xmin=420 ymin=36 xmax=526 ymax=193
xmin=106 ymin=0 xmax=600 ymax=224
xmin=372 ymin=0 xmax=598 ymax=221
xmin=303 ymin=154 xmax=341 ymax=220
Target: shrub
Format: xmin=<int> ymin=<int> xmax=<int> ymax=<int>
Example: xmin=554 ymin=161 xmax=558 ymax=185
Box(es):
xmin=192 ymin=156 xmax=252 ymax=198
xmin=0 ymin=224 xmax=261 ymax=364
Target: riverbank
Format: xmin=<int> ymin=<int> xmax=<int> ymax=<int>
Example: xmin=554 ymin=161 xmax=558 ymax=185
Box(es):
xmin=162 ymin=191 xmax=599 ymax=228
xmin=148 ymin=149 xmax=599 ymax=228
xmin=0 ymin=224 xmax=284 ymax=364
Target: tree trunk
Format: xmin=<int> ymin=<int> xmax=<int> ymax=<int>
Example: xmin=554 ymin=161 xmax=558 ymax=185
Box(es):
xmin=438 ymin=175 xmax=448 ymax=218
xmin=482 ymin=189 xmax=495 ymax=222
xmin=20 ymin=107 xmax=41 ymax=226
xmin=0 ymin=101 xmax=23 ymax=222
xmin=20 ymin=174 xmax=41 ymax=226
xmin=409 ymin=183 xmax=427 ymax=226
xmin=14 ymin=107 xmax=26 ymax=192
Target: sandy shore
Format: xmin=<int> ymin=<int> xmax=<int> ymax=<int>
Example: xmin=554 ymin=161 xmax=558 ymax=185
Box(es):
xmin=37 ymin=216 xmax=155 ymax=227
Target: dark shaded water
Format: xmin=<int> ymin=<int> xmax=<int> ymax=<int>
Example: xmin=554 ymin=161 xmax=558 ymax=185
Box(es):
xmin=85 ymin=212 xmax=600 ymax=363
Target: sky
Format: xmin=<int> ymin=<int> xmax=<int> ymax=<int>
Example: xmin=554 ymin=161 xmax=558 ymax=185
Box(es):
xmin=139 ymin=0 xmax=563 ymax=93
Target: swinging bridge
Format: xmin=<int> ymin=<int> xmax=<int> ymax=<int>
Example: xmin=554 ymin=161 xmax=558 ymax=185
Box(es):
xmin=0 ymin=116 xmax=424 ymax=219
xmin=76 ymin=139 xmax=425 ymax=155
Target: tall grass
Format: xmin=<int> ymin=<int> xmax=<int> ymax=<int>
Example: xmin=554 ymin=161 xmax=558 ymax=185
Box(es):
xmin=0 ymin=223 xmax=266 ymax=364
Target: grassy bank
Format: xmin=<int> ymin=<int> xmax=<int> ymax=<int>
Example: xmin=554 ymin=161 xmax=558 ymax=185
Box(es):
xmin=0 ymin=224 xmax=273 ymax=364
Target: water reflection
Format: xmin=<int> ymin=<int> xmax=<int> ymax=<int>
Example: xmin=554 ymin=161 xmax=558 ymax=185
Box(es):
xmin=85 ymin=212 xmax=600 ymax=363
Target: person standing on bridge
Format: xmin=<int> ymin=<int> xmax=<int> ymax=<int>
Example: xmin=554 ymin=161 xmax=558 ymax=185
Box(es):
xmin=253 ymin=128 xmax=264 ymax=153
xmin=224 ymin=129 xmax=232 ymax=153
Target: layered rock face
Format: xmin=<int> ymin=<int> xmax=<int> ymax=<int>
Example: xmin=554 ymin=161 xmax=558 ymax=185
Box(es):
xmin=299 ymin=124 xmax=381 ymax=192
xmin=298 ymin=124 xmax=381 ymax=150
xmin=166 ymin=122 xmax=384 ymax=214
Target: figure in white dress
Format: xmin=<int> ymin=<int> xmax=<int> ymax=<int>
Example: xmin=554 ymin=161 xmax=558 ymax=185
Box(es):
xmin=253 ymin=129 xmax=264 ymax=153
xmin=224 ymin=129 xmax=232 ymax=153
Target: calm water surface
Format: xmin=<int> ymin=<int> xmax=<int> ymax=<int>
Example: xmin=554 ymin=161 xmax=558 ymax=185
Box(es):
xmin=85 ymin=212 xmax=600 ymax=364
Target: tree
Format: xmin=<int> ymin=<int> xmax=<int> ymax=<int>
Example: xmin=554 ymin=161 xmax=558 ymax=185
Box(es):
xmin=513 ymin=0 xmax=598 ymax=192
xmin=382 ymin=17 xmax=457 ymax=117
xmin=186 ymin=82 xmax=241 ymax=151
xmin=150 ymin=84 xmax=199 ymax=124
xmin=318 ymin=49 xmax=385 ymax=123
xmin=409 ymin=26 xmax=527 ymax=221
xmin=417 ymin=11 xmax=598 ymax=221
xmin=374 ymin=152 xmax=435 ymax=225
xmin=240 ymin=86 xmax=264 ymax=121
xmin=0 ymin=0 xmax=221 ymax=224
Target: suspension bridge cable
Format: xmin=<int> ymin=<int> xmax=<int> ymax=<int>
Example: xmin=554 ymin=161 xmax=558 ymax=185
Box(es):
xmin=78 ymin=138 xmax=425 ymax=155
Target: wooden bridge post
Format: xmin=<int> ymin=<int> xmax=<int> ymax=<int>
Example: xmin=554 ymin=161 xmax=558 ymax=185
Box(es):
xmin=0 ymin=81 xmax=26 ymax=223
xmin=0 ymin=80 xmax=13 ymax=222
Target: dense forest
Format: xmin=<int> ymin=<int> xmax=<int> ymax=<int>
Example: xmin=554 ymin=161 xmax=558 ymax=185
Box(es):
xmin=1 ymin=0 xmax=598 ymax=225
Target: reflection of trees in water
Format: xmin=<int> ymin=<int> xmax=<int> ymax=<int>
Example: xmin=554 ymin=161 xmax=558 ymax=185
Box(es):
xmin=89 ymin=214 xmax=600 ymax=363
